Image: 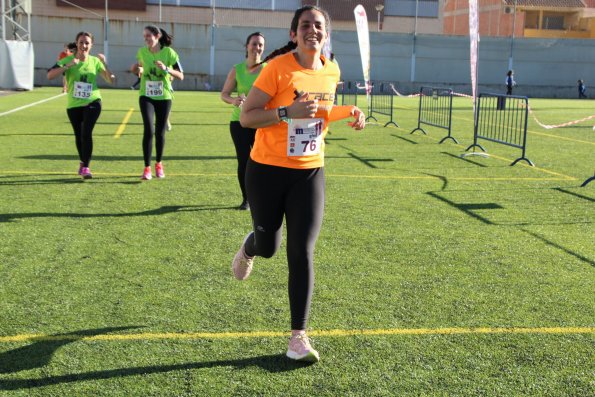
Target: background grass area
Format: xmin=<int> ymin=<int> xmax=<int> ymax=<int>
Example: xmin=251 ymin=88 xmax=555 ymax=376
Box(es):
xmin=0 ymin=87 xmax=593 ymax=396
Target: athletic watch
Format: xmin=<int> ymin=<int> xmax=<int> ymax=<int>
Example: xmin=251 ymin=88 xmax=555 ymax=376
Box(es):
xmin=277 ymin=106 xmax=289 ymax=122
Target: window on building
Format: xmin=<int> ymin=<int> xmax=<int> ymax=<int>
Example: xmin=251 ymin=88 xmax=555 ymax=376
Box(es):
xmin=542 ymin=15 xmax=564 ymax=30
xmin=145 ymin=0 xmax=299 ymax=10
xmin=385 ymin=0 xmax=439 ymax=18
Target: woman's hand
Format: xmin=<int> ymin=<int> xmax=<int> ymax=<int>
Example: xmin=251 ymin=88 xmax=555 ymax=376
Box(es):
xmin=233 ymin=94 xmax=246 ymax=107
xmin=288 ymin=91 xmax=318 ymax=119
xmin=97 ymin=53 xmax=107 ymax=65
xmin=348 ymin=106 xmax=365 ymax=130
xmin=154 ymin=60 xmax=167 ymax=71
xmin=67 ymin=58 xmax=80 ymax=68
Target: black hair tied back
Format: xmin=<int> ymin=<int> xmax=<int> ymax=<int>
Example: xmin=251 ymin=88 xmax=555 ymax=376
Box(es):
xmin=145 ymin=25 xmax=174 ymax=48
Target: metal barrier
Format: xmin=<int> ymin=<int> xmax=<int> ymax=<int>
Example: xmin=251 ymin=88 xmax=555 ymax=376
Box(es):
xmin=368 ymin=81 xmax=398 ymax=127
xmin=464 ymin=93 xmax=534 ymax=166
xmin=339 ymin=80 xmax=361 ymax=107
xmin=410 ymin=86 xmax=458 ymax=143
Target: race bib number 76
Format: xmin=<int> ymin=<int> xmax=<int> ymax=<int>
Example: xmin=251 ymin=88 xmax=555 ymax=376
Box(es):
xmin=287 ymin=118 xmax=324 ymax=157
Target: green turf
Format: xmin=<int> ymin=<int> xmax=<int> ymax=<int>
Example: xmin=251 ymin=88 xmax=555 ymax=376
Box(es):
xmin=0 ymin=87 xmax=593 ymax=396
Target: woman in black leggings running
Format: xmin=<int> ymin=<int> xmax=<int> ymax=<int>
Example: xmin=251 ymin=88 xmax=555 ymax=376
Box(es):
xmin=47 ymin=31 xmax=114 ymax=179
xmin=231 ymin=6 xmax=365 ymax=362
xmin=220 ymin=32 xmax=266 ymax=210
xmin=131 ymin=25 xmax=184 ymax=180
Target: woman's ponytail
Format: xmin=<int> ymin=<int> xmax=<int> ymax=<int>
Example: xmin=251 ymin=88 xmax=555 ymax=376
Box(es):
xmin=258 ymin=41 xmax=297 ymax=65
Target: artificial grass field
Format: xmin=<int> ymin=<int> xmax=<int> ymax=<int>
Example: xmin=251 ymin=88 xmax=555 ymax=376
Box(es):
xmin=0 ymin=87 xmax=593 ymax=396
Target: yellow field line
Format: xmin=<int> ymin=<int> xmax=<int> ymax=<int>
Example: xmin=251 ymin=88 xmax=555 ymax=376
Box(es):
xmin=526 ymin=129 xmax=594 ymax=145
xmin=485 ymin=153 xmax=577 ymax=180
xmin=410 ymin=128 xmax=577 ymax=181
xmin=0 ymin=170 xmax=571 ymax=182
xmin=114 ymin=108 xmax=134 ymax=139
xmin=1 ymin=327 xmax=593 ymax=343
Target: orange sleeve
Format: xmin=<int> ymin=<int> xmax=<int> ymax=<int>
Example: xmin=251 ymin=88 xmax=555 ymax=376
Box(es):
xmin=328 ymin=105 xmax=354 ymax=122
xmin=253 ymin=61 xmax=279 ymax=98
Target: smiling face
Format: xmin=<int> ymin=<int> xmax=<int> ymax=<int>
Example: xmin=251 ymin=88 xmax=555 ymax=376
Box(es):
xmin=246 ymin=35 xmax=265 ymax=59
xmin=144 ymin=28 xmax=160 ymax=49
xmin=290 ymin=9 xmax=328 ymax=55
xmin=76 ymin=34 xmax=93 ymax=56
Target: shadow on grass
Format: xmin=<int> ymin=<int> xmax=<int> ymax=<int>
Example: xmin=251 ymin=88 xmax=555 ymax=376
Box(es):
xmin=346 ymin=153 xmax=394 ymax=169
xmin=554 ymin=187 xmax=595 ymax=203
xmin=0 ymin=353 xmax=312 ymax=390
xmin=0 ymin=326 xmax=142 ymax=375
xmin=96 ymin=122 xmax=228 ymax=126
xmin=390 ymin=134 xmax=418 ymax=144
xmin=0 ymin=133 xmax=72 ymax=137
xmin=20 ymin=155 xmax=236 ymax=162
xmin=521 ymin=229 xmax=595 ymax=267
xmin=0 ymin=204 xmax=237 ymax=222
xmin=426 ymin=191 xmax=503 ymax=225
xmin=422 ymin=173 xmax=449 ymax=191
xmin=440 ymin=152 xmax=487 ymax=167
xmin=0 ymin=176 xmax=143 ymax=186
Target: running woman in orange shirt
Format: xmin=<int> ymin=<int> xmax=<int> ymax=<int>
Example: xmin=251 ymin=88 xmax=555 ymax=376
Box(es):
xmin=231 ymin=5 xmax=365 ymax=362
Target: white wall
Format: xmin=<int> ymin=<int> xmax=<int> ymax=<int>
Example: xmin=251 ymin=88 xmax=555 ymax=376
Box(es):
xmin=32 ymin=16 xmax=595 ymax=98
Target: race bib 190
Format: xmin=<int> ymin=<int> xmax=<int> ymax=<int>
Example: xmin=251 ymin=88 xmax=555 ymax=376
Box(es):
xmin=287 ymin=118 xmax=324 ymax=157
xmin=146 ymin=81 xmax=164 ymax=97
xmin=73 ymin=82 xmax=93 ymax=99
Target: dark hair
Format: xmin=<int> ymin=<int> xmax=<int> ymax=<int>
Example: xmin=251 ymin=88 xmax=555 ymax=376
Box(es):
xmin=67 ymin=42 xmax=77 ymax=51
xmin=259 ymin=6 xmax=331 ymax=65
xmin=507 ymin=70 xmax=513 ymax=76
xmin=245 ymin=32 xmax=265 ymax=58
xmin=145 ymin=25 xmax=173 ymax=48
xmin=75 ymin=31 xmax=94 ymax=43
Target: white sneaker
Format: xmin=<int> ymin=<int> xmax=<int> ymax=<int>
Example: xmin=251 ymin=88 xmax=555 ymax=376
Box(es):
xmin=232 ymin=232 xmax=254 ymax=280
xmin=286 ymin=333 xmax=320 ymax=362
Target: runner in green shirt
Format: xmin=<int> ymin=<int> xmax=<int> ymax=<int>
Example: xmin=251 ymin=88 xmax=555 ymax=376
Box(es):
xmin=220 ymin=32 xmax=266 ymax=210
xmin=47 ymin=31 xmax=114 ymax=179
xmin=130 ymin=25 xmax=184 ymax=180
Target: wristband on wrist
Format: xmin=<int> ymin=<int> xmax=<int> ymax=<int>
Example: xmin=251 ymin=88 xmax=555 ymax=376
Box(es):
xmin=277 ymin=106 xmax=289 ymax=122
xmin=164 ymin=67 xmax=170 ymax=74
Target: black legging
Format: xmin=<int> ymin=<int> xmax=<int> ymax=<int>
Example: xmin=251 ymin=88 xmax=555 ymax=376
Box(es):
xmin=244 ymin=158 xmax=325 ymax=330
xmin=66 ymin=100 xmax=102 ymax=167
xmin=229 ymin=121 xmax=256 ymax=201
xmin=139 ymin=96 xmax=172 ymax=167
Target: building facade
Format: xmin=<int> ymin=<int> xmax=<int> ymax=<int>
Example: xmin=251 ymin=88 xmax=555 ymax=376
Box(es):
xmin=443 ymin=0 xmax=595 ymax=38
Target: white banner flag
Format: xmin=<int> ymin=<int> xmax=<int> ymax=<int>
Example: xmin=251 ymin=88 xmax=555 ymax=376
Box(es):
xmin=354 ymin=4 xmax=371 ymax=96
xmin=469 ymin=0 xmax=479 ymax=106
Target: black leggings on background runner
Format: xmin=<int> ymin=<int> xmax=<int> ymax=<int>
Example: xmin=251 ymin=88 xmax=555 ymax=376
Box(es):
xmin=229 ymin=121 xmax=256 ymax=202
xmin=66 ymin=100 xmax=102 ymax=167
xmin=139 ymin=96 xmax=172 ymax=167
xmin=243 ymin=158 xmax=325 ymax=331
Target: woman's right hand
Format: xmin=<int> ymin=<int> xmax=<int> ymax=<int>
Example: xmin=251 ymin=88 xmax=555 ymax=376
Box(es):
xmin=288 ymin=91 xmax=318 ymax=118
xmin=66 ymin=58 xmax=80 ymax=68
xmin=234 ymin=94 xmax=246 ymax=107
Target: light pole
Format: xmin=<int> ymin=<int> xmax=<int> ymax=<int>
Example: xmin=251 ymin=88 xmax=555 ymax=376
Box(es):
xmin=375 ymin=4 xmax=384 ymax=32
xmin=411 ymin=0 xmax=419 ymax=81
xmin=209 ymin=0 xmax=216 ymax=85
xmin=104 ymin=0 xmax=109 ymax=62
xmin=508 ymin=0 xmax=517 ymax=71
xmin=59 ymin=0 xmax=108 ymax=61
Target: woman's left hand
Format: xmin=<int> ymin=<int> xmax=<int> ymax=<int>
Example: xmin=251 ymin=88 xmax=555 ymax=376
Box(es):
xmin=97 ymin=53 xmax=107 ymax=65
xmin=154 ymin=60 xmax=167 ymax=71
xmin=348 ymin=107 xmax=366 ymax=130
